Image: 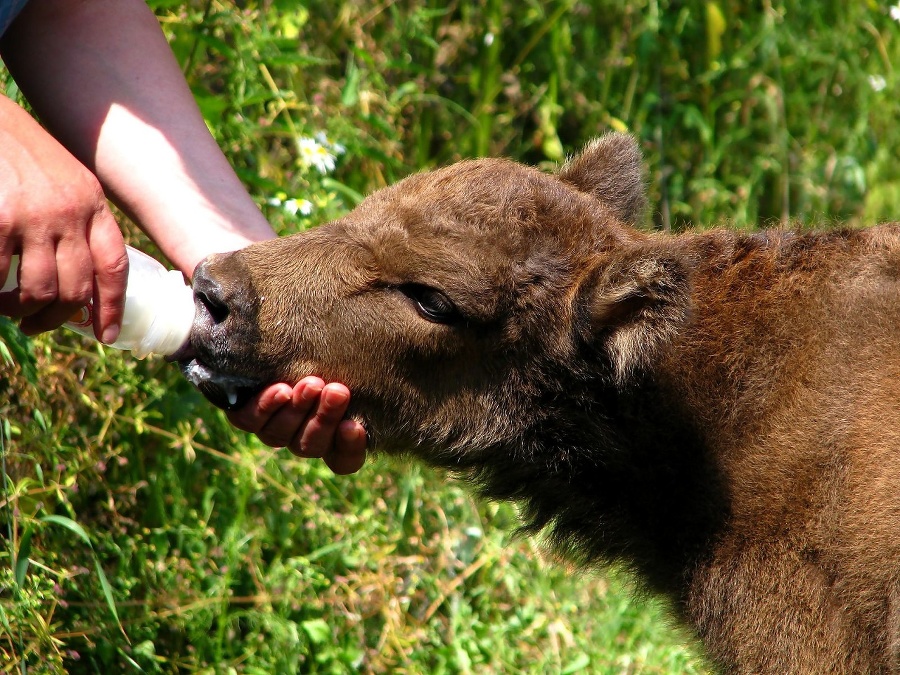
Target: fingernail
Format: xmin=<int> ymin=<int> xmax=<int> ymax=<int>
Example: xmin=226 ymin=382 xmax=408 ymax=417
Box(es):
xmin=323 ymin=387 xmax=349 ymax=407
xmin=101 ymin=323 xmax=120 ymax=345
xmin=296 ymin=381 xmax=318 ymax=403
xmin=340 ymin=420 xmax=364 ymax=441
xmin=265 ymin=390 xmax=291 ymax=411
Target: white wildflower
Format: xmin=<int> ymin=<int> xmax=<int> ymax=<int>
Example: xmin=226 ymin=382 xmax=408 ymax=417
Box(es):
xmin=869 ymin=74 xmax=887 ymax=92
xmin=267 ymin=192 xmax=313 ymax=217
xmin=267 ymin=192 xmax=287 ymax=207
xmin=283 ymin=198 xmax=314 ymax=216
xmin=297 ymin=136 xmax=337 ymax=174
xmin=891 ymin=3 xmax=900 ymax=22
xmin=314 ymin=131 xmax=346 ymax=156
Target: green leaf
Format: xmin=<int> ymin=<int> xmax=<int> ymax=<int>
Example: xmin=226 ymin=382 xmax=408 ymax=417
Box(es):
xmin=301 ymin=618 xmax=331 ymax=645
xmin=0 ymin=317 xmax=37 ymax=385
xmin=389 ymin=81 xmax=421 ymax=104
xmin=41 ymin=515 xmax=125 ymax=635
xmin=41 ymin=514 xmax=92 ymax=546
xmin=117 ymin=646 xmax=146 ymax=671
xmin=706 ymin=2 xmax=727 ymax=63
xmin=321 ymin=177 xmax=364 ymax=206
xmin=342 ymin=62 xmax=360 ymax=107
xmin=32 ymin=409 xmax=48 ymax=433
xmin=194 ymin=94 xmax=229 ymax=127
xmin=14 ymin=524 xmax=34 ymax=587
xmin=195 ymin=32 xmax=236 ymax=59
xmin=562 ymin=653 xmax=591 ymax=674
xmin=95 ymin=558 xmax=123 ymax=629
xmin=0 ymin=603 xmax=12 ymax=635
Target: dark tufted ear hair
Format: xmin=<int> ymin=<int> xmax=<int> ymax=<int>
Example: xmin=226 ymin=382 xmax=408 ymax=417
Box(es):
xmin=558 ymin=133 xmax=647 ymax=226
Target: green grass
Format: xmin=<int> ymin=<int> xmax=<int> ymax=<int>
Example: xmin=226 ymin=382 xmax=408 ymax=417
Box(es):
xmin=4 ymin=0 xmax=900 ymax=672
xmin=1 ymin=334 xmax=708 ymax=673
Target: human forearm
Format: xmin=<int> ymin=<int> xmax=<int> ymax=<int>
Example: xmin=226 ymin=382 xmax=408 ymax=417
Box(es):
xmin=0 ymin=0 xmax=275 ymax=276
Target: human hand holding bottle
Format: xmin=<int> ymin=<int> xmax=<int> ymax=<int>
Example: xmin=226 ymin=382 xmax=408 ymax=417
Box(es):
xmin=0 ymin=95 xmax=128 ymax=343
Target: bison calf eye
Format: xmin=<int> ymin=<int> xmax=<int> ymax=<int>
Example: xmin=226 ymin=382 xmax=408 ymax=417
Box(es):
xmin=399 ymin=283 xmax=460 ymax=324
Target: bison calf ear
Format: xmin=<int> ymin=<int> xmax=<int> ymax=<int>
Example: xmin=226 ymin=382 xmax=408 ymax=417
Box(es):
xmin=580 ymin=252 xmax=690 ymax=383
xmin=559 ymin=133 xmax=647 ymax=226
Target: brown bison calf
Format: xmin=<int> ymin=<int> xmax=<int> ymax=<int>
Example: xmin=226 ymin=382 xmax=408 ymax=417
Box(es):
xmin=179 ymin=134 xmax=900 ymax=673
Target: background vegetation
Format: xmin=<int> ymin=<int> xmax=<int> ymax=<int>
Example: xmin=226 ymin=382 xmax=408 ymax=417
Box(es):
xmin=2 ymin=1 xmax=899 ymax=672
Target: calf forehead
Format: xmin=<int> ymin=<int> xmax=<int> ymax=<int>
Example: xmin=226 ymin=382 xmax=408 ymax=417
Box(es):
xmin=342 ymin=159 xmax=588 ymax=272
xmin=356 ymin=158 xmax=572 ymax=235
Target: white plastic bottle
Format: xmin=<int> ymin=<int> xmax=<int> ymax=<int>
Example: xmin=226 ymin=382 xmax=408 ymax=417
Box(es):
xmin=0 ymin=246 xmax=195 ymax=359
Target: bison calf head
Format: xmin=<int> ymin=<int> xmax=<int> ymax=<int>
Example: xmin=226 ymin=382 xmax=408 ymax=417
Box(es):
xmin=180 ymin=134 xmax=688 ymax=461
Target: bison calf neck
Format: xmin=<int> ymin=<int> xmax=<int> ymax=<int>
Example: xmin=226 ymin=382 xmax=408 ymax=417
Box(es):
xmin=183 ymin=134 xmax=900 ymax=674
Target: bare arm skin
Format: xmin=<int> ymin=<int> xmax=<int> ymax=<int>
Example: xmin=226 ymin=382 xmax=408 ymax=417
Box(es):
xmin=0 ymin=0 xmax=366 ymax=473
xmin=0 ymin=0 xmax=272 ymax=273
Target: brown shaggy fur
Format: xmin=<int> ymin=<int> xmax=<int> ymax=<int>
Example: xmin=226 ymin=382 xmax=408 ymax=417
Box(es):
xmin=182 ymin=133 xmax=900 ymax=673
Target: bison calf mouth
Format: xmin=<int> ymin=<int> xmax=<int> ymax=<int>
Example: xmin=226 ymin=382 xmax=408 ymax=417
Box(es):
xmin=169 ymin=341 xmax=264 ymax=411
xmin=169 ymin=263 xmax=268 ymax=411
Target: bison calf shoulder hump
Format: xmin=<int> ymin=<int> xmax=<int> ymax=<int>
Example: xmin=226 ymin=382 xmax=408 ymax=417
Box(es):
xmin=186 ymin=133 xmax=900 ymax=674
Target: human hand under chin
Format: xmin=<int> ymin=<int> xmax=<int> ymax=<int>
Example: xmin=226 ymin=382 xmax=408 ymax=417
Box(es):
xmin=225 ymin=377 xmax=367 ymax=475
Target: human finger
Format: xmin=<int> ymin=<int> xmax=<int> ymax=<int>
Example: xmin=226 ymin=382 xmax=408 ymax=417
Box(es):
xmin=322 ymin=419 xmax=368 ymax=475
xmin=288 ymin=382 xmax=350 ymax=460
xmin=6 ymin=242 xmax=60 ymax=332
xmin=252 ymin=378 xmax=325 ymax=448
xmin=87 ymin=206 xmax=128 ymax=344
xmin=225 ymin=383 xmax=293 ymax=434
xmin=0 ymin=240 xmax=16 ymax=297
xmin=18 ymin=237 xmax=92 ymax=335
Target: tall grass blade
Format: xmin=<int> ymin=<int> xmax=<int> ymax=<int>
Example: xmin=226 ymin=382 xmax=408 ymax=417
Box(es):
xmin=41 ymin=515 xmax=126 ymax=638
xmin=0 ymin=318 xmax=36 ymax=385
xmin=13 ymin=525 xmax=33 ymax=588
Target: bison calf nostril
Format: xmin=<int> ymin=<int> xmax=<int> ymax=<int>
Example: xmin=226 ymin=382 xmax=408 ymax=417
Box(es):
xmin=197 ymin=289 xmax=230 ymax=324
